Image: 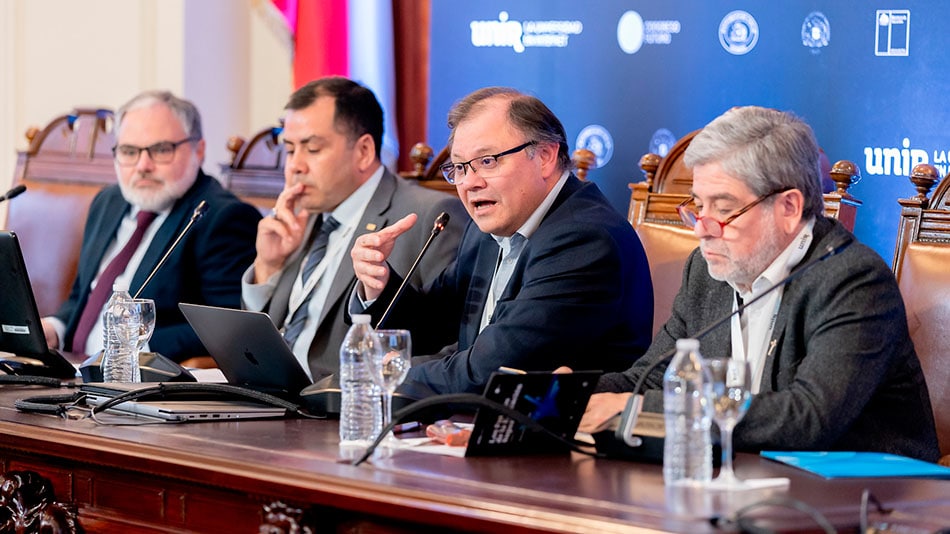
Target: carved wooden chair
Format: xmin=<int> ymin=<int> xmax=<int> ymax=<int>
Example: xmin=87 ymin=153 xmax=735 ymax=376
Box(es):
xmin=892 ymin=163 xmax=950 ymax=466
xmin=629 ymin=129 xmax=863 ymax=337
xmin=219 ymin=125 xmax=285 ymax=214
xmin=6 ymin=109 xmax=116 ymax=316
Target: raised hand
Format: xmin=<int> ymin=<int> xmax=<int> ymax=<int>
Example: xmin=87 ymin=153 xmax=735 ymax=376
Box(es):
xmin=253 ymin=183 xmax=311 ymax=283
xmin=351 ymin=213 xmax=418 ymax=301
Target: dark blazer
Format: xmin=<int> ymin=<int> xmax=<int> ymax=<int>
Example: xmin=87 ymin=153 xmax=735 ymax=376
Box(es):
xmin=366 ymin=175 xmax=654 ymax=394
xmin=57 ymin=170 xmax=261 ymax=361
xmin=597 ymin=217 xmax=940 ymax=462
xmin=261 ymin=170 xmax=467 ymax=381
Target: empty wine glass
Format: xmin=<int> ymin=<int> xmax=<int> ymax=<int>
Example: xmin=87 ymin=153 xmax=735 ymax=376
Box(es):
xmin=369 ymin=329 xmax=412 ymax=446
xmin=129 ymin=299 xmax=156 ymax=352
xmin=705 ymin=357 xmax=752 ymax=490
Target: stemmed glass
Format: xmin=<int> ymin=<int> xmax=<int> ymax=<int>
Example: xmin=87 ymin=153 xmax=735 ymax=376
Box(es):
xmin=130 ymin=299 xmax=156 ymax=352
xmin=705 ymin=357 xmax=752 ymax=490
xmin=128 ymin=298 xmax=156 ymax=382
xmin=369 ymin=329 xmax=412 ymax=446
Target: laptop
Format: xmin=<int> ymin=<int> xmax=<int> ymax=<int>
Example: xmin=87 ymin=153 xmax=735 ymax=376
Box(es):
xmin=82 ymin=382 xmax=289 ymax=421
xmin=464 ymin=370 xmax=601 ymax=456
xmin=0 ymin=231 xmax=78 ymax=378
xmin=178 ymin=303 xmax=312 ymax=398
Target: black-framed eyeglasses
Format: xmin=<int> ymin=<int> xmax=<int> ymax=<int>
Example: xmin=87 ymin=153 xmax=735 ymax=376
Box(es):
xmin=677 ymin=186 xmax=793 ymax=237
xmin=112 ymin=136 xmax=199 ymax=166
xmin=440 ymin=141 xmax=536 ymax=184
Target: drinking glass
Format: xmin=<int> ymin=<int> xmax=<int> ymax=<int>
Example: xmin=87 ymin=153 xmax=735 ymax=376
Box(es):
xmin=705 ymin=357 xmax=752 ymax=490
xmin=130 ymin=299 xmax=156 ymax=352
xmin=369 ymin=329 xmax=412 ymax=445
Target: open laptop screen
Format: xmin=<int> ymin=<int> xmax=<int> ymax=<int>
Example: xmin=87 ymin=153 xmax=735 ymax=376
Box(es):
xmin=0 ymin=231 xmax=76 ymax=377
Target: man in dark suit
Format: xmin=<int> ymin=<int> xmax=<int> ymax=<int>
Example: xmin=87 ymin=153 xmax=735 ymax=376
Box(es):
xmin=41 ymin=90 xmax=261 ymax=362
xmin=351 ymin=87 xmax=653 ymax=394
xmin=583 ymin=106 xmax=939 ymax=461
xmin=242 ymin=77 xmax=465 ymax=382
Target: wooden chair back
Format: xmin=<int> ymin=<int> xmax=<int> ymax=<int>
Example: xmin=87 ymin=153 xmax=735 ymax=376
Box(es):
xmin=892 ymin=163 xmax=950 ymax=464
xmin=629 ymin=131 xmax=862 ymax=337
xmin=219 ymin=125 xmax=285 ymax=214
xmin=6 ymin=109 xmax=116 ymax=315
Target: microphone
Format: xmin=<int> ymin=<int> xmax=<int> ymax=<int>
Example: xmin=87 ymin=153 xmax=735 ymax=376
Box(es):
xmin=0 ymin=184 xmax=26 ymax=203
xmin=598 ymin=237 xmax=853 ymax=461
xmin=79 ymin=200 xmax=208 ymax=384
xmin=375 ymin=211 xmax=450 ymax=329
xmin=133 ymin=200 xmax=208 ymax=299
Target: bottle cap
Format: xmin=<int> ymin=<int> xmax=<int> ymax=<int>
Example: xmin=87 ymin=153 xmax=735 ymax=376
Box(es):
xmin=675 ymin=338 xmax=700 ymax=351
xmin=352 ymin=314 xmax=371 ymax=324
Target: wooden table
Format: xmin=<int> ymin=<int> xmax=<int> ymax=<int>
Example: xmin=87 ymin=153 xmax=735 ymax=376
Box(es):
xmin=0 ymin=383 xmax=947 ymax=533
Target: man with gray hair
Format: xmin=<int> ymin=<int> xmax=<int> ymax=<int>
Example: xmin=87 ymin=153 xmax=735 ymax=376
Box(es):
xmin=581 ymin=106 xmax=938 ymax=461
xmin=41 ymin=90 xmax=261 ymax=362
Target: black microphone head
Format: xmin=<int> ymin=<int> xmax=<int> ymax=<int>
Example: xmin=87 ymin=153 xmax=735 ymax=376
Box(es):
xmin=2 ymin=184 xmax=26 ymax=201
xmin=432 ymin=212 xmax=450 ymax=236
xmin=192 ymin=200 xmax=208 ymax=221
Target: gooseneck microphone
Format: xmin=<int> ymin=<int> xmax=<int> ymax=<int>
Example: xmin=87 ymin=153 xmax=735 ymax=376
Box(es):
xmin=375 ymin=212 xmax=450 ymax=329
xmin=133 ymin=200 xmax=208 ymax=299
xmin=610 ymin=237 xmax=853 ymax=454
xmin=0 ymin=184 xmax=27 ymax=203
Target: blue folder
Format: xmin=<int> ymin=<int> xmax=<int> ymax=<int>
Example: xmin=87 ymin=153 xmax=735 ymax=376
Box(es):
xmin=761 ymin=451 xmax=950 ymax=479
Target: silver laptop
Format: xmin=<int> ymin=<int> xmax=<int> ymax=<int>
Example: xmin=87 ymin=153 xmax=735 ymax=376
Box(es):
xmin=178 ymin=303 xmax=312 ymax=398
xmin=84 ymin=395 xmax=288 ymax=422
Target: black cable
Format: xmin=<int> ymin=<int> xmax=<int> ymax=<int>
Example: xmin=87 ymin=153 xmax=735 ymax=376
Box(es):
xmin=711 ymin=496 xmax=836 ymax=534
xmin=14 ymin=392 xmax=86 ymax=417
xmin=352 ymin=392 xmax=603 ymax=466
xmin=89 ymin=383 xmax=306 ymax=417
xmin=0 ymin=375 xmax=79 ymax=388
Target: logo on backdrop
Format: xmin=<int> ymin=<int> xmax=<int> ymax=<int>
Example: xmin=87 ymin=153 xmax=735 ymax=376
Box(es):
xmin=802 ymin=12 xmax=831 ymax=53
xmin=875 ymin=10 xmax=910 ymax=57
xmin=649 ymin=129 xmax=677 ymax=158
xmin=575 ymin=125 xmax=614 ymax=169
xmin=862 ymin=138 xmax=943 ymax=176
xmin=470 ymin=11 xmax=583 ymax=53
xmin=616 ymin=11 xmax=682 ymax=55
xmin=719 ymin=10 xmax=759 ymax=55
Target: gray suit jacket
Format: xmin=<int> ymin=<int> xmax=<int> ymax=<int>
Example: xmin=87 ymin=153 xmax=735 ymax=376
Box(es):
xmin=261 ymin=170 xmax=466 ymax=381
xmin=597 ymin=217 xmax=940 ymax=461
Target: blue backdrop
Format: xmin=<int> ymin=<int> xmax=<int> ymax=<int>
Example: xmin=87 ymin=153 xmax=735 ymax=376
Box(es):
xmin=427 ymin=1 xmax=950 ymax=262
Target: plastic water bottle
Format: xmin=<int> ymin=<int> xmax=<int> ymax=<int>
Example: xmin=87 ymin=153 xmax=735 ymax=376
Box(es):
xmin=101 ymin=282 xmax=140 ymax=382
xmin=339 ymin=314 xmax=382 ymax=444
xmin=663 ymin=338 xmax=712 ymax=485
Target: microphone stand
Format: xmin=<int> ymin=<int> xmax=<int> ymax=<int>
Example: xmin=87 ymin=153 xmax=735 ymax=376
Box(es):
xmin=133 ymin=200 xmax=208 ymax=299
xmin=375 ymin=212 xmax=450 ymax=329
xmin=609 ymin=238 xmax=853 ymax=454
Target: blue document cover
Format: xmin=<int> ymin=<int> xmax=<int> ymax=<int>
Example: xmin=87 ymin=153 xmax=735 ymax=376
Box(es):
xmin=761 ymin=451 xmax=950 ymax=479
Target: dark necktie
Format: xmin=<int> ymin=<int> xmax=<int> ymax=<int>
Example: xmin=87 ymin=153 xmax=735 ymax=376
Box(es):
xmin=70 ymin=210 xmax=158 ymax=353
xmin=282 ymin=215 xmax=341 ymax=347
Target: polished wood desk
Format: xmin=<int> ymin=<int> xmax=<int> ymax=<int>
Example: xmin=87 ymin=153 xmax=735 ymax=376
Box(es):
xmin=0 ymin=384 xmax=948 ymax=533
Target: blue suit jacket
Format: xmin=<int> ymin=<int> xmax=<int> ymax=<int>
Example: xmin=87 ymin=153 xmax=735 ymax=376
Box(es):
xmin=366 ymin=175 xmax=654 ymax=394
xmin=57 ymin=170 xmax=261 ymax=361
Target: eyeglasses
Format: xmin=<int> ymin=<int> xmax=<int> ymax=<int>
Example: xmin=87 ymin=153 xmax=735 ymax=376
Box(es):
xmin=440 ymin=141 xmax=536 ymax=184
xmin=112 ymin=136 xmax=199 ymax=166
xmin=677 ymin=186 xmax=793 ymax=237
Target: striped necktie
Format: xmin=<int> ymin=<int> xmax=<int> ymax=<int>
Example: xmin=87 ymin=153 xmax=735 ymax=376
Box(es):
xmin=282 ymin=215 xmax=341 ymax=347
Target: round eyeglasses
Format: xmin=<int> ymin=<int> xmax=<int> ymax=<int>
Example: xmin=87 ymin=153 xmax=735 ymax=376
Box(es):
xmin=439 ymin=141 xmax=536 ymax=185
xmin=677 ymin=186 xmax=793 ymax=237
xmin=112 ymin=136 xmax=199 ymax=166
